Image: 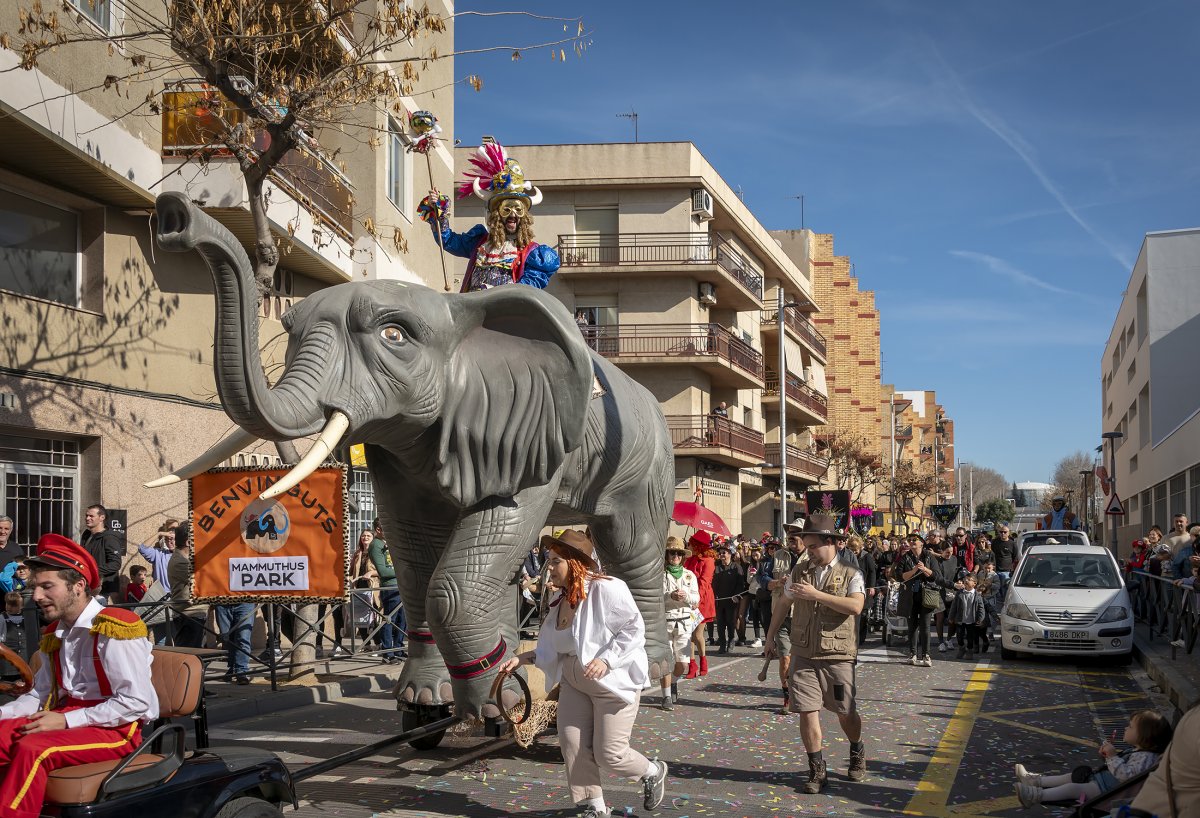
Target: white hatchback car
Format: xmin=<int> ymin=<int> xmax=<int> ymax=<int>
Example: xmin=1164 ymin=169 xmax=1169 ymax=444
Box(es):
xmin=1001 ymin=534 xmax=1134 ymax=663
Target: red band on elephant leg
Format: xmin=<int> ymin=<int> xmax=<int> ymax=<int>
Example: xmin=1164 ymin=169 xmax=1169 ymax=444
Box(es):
xmin=446 ymin=640 xmax=507 ymax=680
xmin=409 ymin=630 xmax=435 ymax=644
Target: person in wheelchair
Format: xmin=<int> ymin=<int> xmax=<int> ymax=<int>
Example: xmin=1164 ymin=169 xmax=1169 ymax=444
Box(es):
xmin=1013 ymin=709 xmax=1173 ymax=808
xmin=0 ymin=534 xmax=158 ymax=818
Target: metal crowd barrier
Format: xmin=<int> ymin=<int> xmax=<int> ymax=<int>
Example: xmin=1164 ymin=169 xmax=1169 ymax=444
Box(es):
xmin=1127 ymin=571 xmax=1200 ymax=658
xmin=4 ymin=574 xmax=552 ymax=694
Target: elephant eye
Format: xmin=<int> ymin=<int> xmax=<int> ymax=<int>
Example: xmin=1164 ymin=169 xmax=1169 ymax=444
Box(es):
xmin=380 ymin=325 xmax=407 ymax=344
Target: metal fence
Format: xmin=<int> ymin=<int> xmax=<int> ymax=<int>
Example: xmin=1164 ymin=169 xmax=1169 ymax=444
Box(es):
xmin=1128 ymin=571 xmax=1200 ymax=657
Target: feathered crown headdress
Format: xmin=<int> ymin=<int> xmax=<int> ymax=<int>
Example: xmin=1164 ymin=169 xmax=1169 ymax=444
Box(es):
xmin=456 ymin=141 xmax=543 ymax=209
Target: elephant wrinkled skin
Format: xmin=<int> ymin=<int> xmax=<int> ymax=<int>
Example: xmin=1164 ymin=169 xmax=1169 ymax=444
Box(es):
xmin=153 ymin=192 xmax=674 ymax=718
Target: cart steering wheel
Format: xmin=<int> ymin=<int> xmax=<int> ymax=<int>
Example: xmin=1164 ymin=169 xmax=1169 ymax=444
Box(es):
xmin=0 ymin=644 xmax=34 ymax=697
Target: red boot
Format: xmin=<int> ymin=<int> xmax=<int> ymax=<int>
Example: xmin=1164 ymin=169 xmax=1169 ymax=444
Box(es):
xmin=699 ymin=656 xmax=709 ymax=676
xmin=685 ymin=659 xmax=699 ymax=680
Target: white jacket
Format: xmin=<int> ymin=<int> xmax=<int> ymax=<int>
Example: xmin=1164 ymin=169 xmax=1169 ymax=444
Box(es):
xmin=663 ymin=568 xmax=700 ymax=619
xmin=534 ymin=576 xmax=648 ymax=704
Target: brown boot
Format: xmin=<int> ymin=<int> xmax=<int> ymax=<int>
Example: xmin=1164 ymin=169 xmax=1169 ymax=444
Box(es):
xmin=848 ymin=743 xmax=867 ymax=781
xmin=803 ymin=756 xmax=827 ymax=794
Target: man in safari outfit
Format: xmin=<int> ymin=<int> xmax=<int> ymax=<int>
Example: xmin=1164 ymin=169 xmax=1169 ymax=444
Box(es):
xmin=766 ymin=513 xmax=867 ymax=794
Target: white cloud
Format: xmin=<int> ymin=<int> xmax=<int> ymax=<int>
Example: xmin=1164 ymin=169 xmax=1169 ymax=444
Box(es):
xmin=948 ymin=249 xmax=1072 ymax=295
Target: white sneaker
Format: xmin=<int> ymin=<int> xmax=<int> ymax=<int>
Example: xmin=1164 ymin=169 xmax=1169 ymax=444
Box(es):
xmin=908 ymin=655 xmax=919 ymax=666
xmin=1014 ymin=763 xmax=1042 ymax=787
xmin=1171 ymin=638 xmax=1186 ymax=648
xmin=921 ymin=656 xmax=933 ymax=667
xmin=750 ymin=639 xmax=763 ymax=648
xmin=938 ymin=641 xmax=948 ymax=653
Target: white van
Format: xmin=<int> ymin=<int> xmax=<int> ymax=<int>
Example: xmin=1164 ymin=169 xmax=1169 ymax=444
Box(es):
xmin=1000 ymin=534 xmax=1133 ymax=663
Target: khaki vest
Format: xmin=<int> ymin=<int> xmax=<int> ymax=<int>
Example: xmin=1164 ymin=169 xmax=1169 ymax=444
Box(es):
xmin=788 ymin=557 xmax=861 ymax=661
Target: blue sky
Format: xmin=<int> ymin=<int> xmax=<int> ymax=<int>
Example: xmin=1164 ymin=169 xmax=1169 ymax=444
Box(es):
xmin=450 ymin=1 xmax=1200 ymax=484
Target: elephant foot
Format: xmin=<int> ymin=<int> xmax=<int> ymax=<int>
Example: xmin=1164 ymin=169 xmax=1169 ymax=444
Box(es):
xmin=449 ymin=671 xmax=525 ymax=721
xmin=647 ymin=644 xmax=672 ymax=681
xmin=396 ymin=653 xmax=453 ymax=708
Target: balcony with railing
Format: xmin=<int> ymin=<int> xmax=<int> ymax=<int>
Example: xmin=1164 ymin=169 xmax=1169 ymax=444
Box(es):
xmin=759 ymin=308 xmax=827 ymax=361
xmin=581 ymin=323 xmax=764 ymax=388
xmin=666 ymin=415 xmax=765 ymax=467
xmin=894 ymin=424 xmax=913 ymax=440
xmin=762 ymin=370 xmax=828 ymax=426
xmin=556 ymin=232 xmax=764 ymax=310
xmin=162 ymin=79 xmax=352 ymax=256
xmin=761 ymin=443 xmax=829 ymax=483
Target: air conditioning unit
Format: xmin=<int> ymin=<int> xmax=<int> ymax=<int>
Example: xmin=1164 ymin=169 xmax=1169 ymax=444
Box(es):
xmin=698 ymin=282 xmax=717 ymax=306
xmin=691 ymin=188 xmax=714 ymax=221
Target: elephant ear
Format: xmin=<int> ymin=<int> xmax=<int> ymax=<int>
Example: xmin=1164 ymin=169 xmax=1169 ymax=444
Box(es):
xmin=437 ymin=286 xmax=594 ymax=506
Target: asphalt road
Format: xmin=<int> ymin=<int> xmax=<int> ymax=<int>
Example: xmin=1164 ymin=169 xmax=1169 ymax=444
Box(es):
xmin=208 ymin=638 xmax=1165 ymax=818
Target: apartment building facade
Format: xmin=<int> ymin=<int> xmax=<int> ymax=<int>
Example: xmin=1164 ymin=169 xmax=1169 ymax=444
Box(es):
xmin=451 ymin=142 xmax=829 ymax=536
xmin=773 ymin=230 xmax=883 ymax=510
xmin=0 ymin=0 xmax=455 ymax=548
xmin=1100 ymin=228 xmax=1200 ymax=547
xmin=879 ymin=386 xmax=957 ymax=531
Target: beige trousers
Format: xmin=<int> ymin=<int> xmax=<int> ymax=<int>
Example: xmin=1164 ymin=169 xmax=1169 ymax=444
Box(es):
xmin=558 ymin=656 xmax=651 ymax=804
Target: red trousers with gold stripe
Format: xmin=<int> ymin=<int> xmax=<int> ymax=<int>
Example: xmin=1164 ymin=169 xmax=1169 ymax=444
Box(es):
xmin=0 ymin=703 xmax=141 ymax=818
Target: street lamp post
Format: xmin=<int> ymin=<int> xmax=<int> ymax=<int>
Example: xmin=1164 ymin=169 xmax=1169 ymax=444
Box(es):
xmin=1079 ymin=469 xmax=1093 ymax=534
xmin=1101 ymin=431 xmax=1124 ymax=553
xmin=778 ymin=288 xmax=788 ymax=532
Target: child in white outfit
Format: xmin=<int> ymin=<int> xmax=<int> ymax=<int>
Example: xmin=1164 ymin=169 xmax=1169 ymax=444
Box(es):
xmin=1013 ymin=710 xmax=1173 ymax=807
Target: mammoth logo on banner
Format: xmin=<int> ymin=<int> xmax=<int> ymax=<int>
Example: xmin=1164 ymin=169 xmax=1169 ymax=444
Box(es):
xmin=930 ymin=504 xmax=961 ymax=529
xmin=805 ymin=490 xmax=851 ymax=533
xmin=190 ymin=466 xmax=349 ymax=603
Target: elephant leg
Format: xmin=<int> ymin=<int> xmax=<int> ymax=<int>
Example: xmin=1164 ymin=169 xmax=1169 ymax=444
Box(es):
xmin=589 ymin=513 xmax=671 ymax=680
xmin=371 ymin=460 xmax=459 ymax=708
xmin=426 ymin=480 xmax=559 ymax=720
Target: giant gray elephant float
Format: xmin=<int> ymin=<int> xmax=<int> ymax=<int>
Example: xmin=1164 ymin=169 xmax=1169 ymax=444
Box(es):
xmin=149 ymin=191 xmax=674 ymax=718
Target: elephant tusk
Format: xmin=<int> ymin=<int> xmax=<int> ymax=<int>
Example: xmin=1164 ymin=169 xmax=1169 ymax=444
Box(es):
xmin=472 ymin=176 xmax=487 ymax=201
xmin=528 ymin=186 xmax=543 ymax=206
xmin=144 ymin=428 xmax=260 ymax=488
xmin=259 ymin=411 xmax=350 ymax=500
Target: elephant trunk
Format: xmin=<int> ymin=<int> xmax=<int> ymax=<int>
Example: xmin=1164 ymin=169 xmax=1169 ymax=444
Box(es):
xmin=154 ymin=192 xmax=324 ymax=440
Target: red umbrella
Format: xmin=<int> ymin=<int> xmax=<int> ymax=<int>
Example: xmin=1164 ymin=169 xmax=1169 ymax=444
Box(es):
xmin=671 ymin=501 xmax=732 ymax=539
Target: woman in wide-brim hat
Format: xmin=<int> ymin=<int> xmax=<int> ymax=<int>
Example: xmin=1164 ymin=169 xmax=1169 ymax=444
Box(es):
xmin=658 ymin=537 xmax=699 ymax=711
xmin=498 ymin=529 xmax=668 ymax=817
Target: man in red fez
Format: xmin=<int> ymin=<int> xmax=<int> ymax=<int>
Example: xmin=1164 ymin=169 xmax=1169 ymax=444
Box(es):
xmin=0 ymin=534 xmax=158 ymax=818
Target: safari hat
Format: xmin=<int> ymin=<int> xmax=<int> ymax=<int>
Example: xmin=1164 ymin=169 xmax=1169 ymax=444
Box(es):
xmin=795 ymin=513 xmax=849 ymax=541
xmin=665 ymin=536 xmax=689 ymax=556
xmin=541 ymin=528 xmax=600 ymax=572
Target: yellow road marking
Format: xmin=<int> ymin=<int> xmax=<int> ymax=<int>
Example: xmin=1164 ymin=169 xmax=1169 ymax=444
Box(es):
xmin=976 ymin=714 xmax=1096 ymax=748
xmin=983 ymin=668 xmax=1126 ymax=694
xmin=903 ymin=665 xmax=992 ymax=817
xmin=982 ymin=693 xmax=1141 ymax=717
xmin=947 ymin=795 xmax=1023 ymax=815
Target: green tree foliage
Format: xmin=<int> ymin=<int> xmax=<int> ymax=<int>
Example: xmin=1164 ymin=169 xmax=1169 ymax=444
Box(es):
xmin=975 ymin=498 xmax=1015 ymax=528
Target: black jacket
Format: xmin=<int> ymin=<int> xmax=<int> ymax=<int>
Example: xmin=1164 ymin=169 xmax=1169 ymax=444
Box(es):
xmin=857 ymin=550 xmax=878 ymax=591
xmin=80 ymin=528 xmax=123 ymax=593
xmin=711 ymin=561 xmax=746 ymax=602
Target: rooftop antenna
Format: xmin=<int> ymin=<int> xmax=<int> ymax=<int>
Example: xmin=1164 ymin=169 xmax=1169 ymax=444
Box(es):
xmin=735 ymin=185 xmax=745 ymax=202
xmin=789 ymin=194 xmax=805 ymax=229
xmin=616 ymin=108 xmax=638 ymax=142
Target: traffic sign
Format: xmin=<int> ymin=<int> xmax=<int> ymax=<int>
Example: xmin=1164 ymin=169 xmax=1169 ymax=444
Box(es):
xmin=1105 ymin=493 xmax=1125 ymax=516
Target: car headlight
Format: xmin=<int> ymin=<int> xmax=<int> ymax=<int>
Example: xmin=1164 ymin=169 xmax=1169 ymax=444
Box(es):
xmin=1005 ymin=603 xmax=1036 ymax=621
xmin=1097 ymin=606 xmax=1129 ymax=623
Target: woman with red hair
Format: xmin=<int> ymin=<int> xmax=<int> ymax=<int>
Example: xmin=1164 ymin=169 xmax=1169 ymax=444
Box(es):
xmin=499 ymin=529 xmax=668 ymax=818
xmin=683 ymin=531 xmax=716 ymax=678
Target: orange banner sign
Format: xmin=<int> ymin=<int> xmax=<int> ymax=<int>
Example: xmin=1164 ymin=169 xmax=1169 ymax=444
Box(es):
xmin=189 ymin=466 xmax=348 ymax=602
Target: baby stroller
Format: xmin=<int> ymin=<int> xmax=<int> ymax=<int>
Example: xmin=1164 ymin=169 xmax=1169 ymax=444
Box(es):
xmin=881 ymin=580 xmax=910 ymax=648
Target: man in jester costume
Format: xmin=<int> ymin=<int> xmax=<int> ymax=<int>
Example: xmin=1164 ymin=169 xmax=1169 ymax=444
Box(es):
xmin=419 ymin=141 xmax=561 ymax=292
xmin=0 ymin=534 xmax=157 ymax=818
